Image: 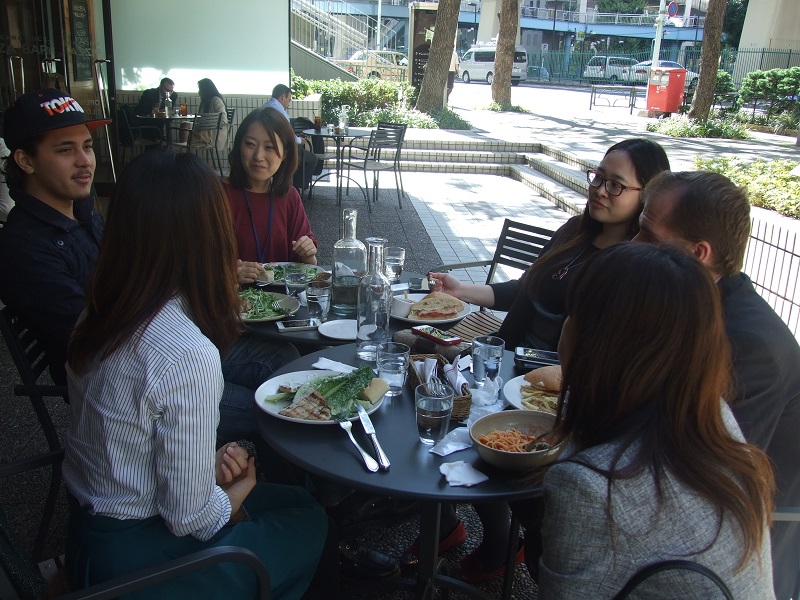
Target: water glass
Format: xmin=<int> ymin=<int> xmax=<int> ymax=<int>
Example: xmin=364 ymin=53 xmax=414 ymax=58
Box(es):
xmin=284 ymin=264 xmax=307 ymax=301
xmin=326 ymin=123 xmax=335 ymax=135
xmin=415 ymin=384 xmax=454 ymax=445
xmin=307 ymin=280 xmax=332 ymax=322
xmin=376 ymin=342 xmax=410 ymax=396
xmin=384 ymin=247 xmax=406 ymax=284
xmin=472 ymin=335 xmax=505 ymax=395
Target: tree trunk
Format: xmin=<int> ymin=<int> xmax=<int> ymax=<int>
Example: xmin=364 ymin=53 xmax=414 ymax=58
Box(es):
xmin=688 ymin=0 xmax=727 ymax=120
xmin=491 ymin=0 xmax=520 ymax=106
xmin=415 ymin=0 xmax=461 ymax=115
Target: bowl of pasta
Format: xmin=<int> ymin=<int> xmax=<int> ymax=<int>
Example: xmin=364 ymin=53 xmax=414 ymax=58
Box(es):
xmin=469 ymin=410 xmax=562 ymax=471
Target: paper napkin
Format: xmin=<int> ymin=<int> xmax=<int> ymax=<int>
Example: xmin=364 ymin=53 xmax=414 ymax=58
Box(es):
xmin=439 ymin=461 xmax=488 ymax=487
xmin=429 ymin=427 xmax=472 ymax=456
xmin=310 ymin=357 xmax=356 ymax=373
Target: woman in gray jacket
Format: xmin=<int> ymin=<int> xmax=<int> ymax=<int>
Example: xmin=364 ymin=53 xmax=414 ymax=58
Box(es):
xmin=538 ymin=242 xmax=776 ymax=599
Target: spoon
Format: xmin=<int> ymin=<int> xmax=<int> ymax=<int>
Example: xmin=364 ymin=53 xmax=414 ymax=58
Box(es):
xmin=524 ymin=429 xmax=553 ymax=452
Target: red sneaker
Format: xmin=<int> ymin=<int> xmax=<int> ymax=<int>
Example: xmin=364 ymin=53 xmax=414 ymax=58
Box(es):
xmin=405 ymin=520 xmax=467 ymax=558
xmin=459 ymin=542 xmax=525 ymax=583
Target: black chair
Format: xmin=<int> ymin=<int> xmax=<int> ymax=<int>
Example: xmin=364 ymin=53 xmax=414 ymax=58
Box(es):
xmin=169 ymin=113 xmax=224 ymax=176
xmin=432 ymin=218 xmax=556 ymax=304
xmin=611 ymin=560 xmax=735 ymax=599
xmin=226 ymin=107 xmax=236 ymax=153
xmin=0 ymin=305 xmax=67 ymax=562
xmin=342 ymin=125 xmax=405 ymax=209
xmin=116 ymin=106 xmax=162 ymax=165
xmin=773 ymin=506 xmax=800 ymax=600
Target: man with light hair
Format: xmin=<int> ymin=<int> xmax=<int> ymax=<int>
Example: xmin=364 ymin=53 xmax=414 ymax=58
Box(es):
xmin=635 ymin=170 xmax=800 ymax=600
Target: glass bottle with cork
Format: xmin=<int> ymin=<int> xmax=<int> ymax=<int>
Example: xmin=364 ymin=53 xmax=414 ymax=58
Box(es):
xmin=356 ymin=237 xmax=391 ymax=361
xmin=332 ymin=208 xmax=366 ymax=317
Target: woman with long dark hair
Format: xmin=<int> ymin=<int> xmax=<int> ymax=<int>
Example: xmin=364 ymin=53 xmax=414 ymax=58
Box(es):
xmin=539 ymin=242 xmax=774 ymax=598
xmin=64 ymin=152 xmax=329 ymax=599
xmin=430 ymin=138 xmax=671 ymax=351
xmin=225 ymin=107 xmax=317 ymax=285
xmin=421 ymin=139 xmax=671 ymax=581
xmin=195 ymin=77 xmax=228 ymax=150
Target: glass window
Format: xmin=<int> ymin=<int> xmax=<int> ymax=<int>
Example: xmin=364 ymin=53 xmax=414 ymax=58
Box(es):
xmin=514 ymin=51 xmax=528 ymax=63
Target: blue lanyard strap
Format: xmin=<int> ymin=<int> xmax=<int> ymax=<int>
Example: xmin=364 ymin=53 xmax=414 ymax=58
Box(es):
xmin=243 ymin=189 xmax=274 ymax=264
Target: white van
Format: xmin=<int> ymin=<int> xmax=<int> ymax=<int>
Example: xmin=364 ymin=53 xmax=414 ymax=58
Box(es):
xmin=459 ymin=44 xmax=528 ymax=86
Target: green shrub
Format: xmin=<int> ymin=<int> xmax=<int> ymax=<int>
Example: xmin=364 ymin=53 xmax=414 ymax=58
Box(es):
xmin=715 ymin=70 xmax=736 ymax=95
xmin=645 ymin=114 xmax=748 ymax=139
xmin=738 ymin=67 xmax=800 ymax=118
xmin=485 ymin=102 xmax=531 ymax=113
xmin=695 ymin=157 xmax=800 ymax=219
xmin=355 ymin=106 xmax=438 ymax=128
xmin=432 ymin=108 xmax=472 ymax=130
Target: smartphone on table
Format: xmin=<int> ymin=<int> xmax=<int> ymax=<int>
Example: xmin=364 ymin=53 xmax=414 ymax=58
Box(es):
xmin=276 ymin=319 xmax=321 ymax=332
xmin=514 ymin=347 xmax=559 ymax=369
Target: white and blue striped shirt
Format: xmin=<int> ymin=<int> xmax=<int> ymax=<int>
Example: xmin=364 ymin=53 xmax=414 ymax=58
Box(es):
xmin=64 ymin=297 xmax=231 ymax=541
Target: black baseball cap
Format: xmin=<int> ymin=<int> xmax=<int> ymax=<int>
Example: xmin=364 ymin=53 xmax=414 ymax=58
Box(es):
xmin=3 ymin=88 xmax=111 ymax=152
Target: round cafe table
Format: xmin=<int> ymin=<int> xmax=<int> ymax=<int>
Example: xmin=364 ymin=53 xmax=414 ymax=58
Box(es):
xmin=255 ymin=345 xmax=544 ymax=600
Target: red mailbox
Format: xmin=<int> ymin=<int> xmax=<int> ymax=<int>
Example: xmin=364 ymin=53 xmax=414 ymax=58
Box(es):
xmin=646 ymin=67 xmax=686 ymax=114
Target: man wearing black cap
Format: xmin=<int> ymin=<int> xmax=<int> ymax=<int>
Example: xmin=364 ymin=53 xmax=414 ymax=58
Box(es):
xmin=0 ymin=88 xmax=110 ymax=385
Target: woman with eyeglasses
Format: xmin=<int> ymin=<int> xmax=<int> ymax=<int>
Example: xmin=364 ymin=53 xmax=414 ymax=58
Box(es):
xmin=424 ymin=139 xmax=670 ymax=583
xmin=430 ymin=138 xmax=670 ymax=352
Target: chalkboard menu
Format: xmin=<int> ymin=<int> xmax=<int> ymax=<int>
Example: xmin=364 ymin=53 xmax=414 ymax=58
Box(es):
xmin=70 ymin=0 xmax=93 ymax=81
xmin=410 ymin=6 xmax=438 ymax=90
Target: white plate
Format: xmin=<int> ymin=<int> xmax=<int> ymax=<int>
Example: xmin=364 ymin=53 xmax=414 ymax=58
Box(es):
xmin=391 ymin=293 xmax=473 ymax=325
xmin=258 ymin=262 xmax=326 ymax=284
xmin=255 ymin=370 xmax=383 ymax=424
xmin=241 ymin=292 xmax=300 ymax=323
xmin=503 ymin=374 xmax=558 ymax=414
xmin=318 ymin=319 xmax=357 ymax=340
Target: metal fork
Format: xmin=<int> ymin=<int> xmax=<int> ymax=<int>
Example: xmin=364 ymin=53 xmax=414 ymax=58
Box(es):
xmin=271 ymin=300 xmax=289 ymax=316
xmin=336 ymin=417 xmax=379 ymax=472
xmin=427 ymin=377 xmax=450 ymax=397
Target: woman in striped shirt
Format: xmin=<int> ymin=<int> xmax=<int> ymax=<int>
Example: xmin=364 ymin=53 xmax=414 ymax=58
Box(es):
xmin=64 ymin=151 xmax=329 ymax=599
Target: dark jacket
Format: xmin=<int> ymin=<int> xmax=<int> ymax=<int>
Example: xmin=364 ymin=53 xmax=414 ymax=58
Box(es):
xmin=0 ymin=188 xmax=103 ymax=384
xmin=720 ymin=273 xmax=800 ymax=600
xmin=135 ymin=88 xmax=179 ymax=116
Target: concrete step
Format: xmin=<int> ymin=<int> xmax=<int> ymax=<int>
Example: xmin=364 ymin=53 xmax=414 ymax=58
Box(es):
xmin=401 ymin=149 xmax=524 ymax=164
xmin=524 ymin=152 xmax=590 ymax=197
xmin=510 ymin=164 xmax=587 ymax=216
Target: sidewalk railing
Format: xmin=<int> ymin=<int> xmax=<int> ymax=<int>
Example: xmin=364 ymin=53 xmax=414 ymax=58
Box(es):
xmin=744 ymin=217 xmax=800 ymax=337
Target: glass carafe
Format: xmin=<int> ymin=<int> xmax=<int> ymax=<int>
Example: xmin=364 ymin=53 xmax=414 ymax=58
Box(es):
xmin=163 ymin=91 xmax=172 ymax=118
xmin=332 ymin=209 xmax=366 ymax=317
xmin=356 ymin=237 xmax=391 ymax=361
xmin=338 ymin=105 xmax=350 ymax=134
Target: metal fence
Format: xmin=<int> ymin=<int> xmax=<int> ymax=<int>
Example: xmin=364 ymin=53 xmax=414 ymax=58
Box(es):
xmin=744 ymin=216 xmax=800 ymax=338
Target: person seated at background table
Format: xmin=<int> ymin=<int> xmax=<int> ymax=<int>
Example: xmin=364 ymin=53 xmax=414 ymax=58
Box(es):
xmin=63 ymin=150 xmax=335 ymax=599
xmin=536 ymin=242 xmax=775 ymax=599
xmin=421 ymin=139 xmax=671 ymax=582
xmin=179 ymin=78 xmax=229 ymax=150
xmin=261 ymin=83 xmax=319 ymax=192
xmin=225 ymin=107 xmax=318 ymax=286
xmin=135 ymin=76 xmax=178 ymax=116
xmin=634 ymin=170 xmax=800 ymax=600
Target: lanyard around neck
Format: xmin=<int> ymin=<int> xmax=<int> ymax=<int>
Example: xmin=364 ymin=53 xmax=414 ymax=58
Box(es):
xmin=243 ymin=189 xmax=274 ymax=264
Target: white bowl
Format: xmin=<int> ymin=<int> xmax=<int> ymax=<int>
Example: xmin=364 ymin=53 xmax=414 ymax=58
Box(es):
xmin=392 ymin=295 xmax=415 ymax=318
xmin=470 ymin=410 xmax=562 ymax=471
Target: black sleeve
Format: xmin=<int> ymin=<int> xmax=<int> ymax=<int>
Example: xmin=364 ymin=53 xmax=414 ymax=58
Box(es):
xmin=135 ymin=89 xmax=154 ymax=115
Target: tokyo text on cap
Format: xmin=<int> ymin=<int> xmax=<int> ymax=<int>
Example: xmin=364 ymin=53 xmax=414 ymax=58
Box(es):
xmin=3 ymin=88 xmax=112 ymax=152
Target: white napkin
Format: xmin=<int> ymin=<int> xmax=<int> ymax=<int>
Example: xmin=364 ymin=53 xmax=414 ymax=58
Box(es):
xmin=429 ymin=427 xmax=472 ymax=456
xmin=439 ymin=461 xmax=488 ymax=487
xmin=311 ymin=357 xmax=356 ymax=373
xmin=443 ymin=357 xmax=469 ymax=396
xmin=413 ymin=357 xmax=440 ymax=384
xmin=470 ymin=376 xmax=503 ymax=407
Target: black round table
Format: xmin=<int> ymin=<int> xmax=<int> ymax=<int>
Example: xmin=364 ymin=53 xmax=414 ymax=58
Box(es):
xmin=256 ymin=345 xmax=543 ymax=600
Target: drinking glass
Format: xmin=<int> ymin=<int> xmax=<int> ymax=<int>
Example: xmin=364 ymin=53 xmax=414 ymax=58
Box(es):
xmin=307 ymin=280 xmax=332 ymax=322
xmin=384 ymin=247 xmax=406 ymax=284
xmin=376 ymin=342 xmax=410 ymax=396
xmin=472 ymin=335 xmax=505 ymax=398
xmin=415 ymin=384 xmax=454 ymax=445
xmin=284 ymin=264 xmax=307 ymax=301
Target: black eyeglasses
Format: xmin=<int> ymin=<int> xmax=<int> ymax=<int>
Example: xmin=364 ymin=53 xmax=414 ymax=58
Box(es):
xmin=586 ymin=170 xmax=642 ymax=197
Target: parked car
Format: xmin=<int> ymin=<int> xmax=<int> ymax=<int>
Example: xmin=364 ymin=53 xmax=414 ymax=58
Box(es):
xmin=336 ymin=50 xmax=409 ymax=81
xmin=459 ymin=44 xmax=528 ymax=85
xmin=582 ymin=56 xmax=639 ymax=82
xmin=622 ymin=60 xmax=700 ymax=89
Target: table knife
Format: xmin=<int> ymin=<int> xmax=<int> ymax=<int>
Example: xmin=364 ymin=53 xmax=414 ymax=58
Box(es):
xmin=356 ymin=404 xmax=390 ymax=470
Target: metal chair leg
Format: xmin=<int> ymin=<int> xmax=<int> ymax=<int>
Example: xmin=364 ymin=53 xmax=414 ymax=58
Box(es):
xmin=394 ymin=168 xmax=403 ymax=209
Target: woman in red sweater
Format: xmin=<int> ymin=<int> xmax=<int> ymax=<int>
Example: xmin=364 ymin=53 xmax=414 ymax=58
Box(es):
xmin=224 ymin=107 xmax=317 ymax=285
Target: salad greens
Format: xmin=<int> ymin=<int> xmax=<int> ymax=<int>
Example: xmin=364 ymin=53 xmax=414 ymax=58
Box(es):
xmin=263 ymin=263 xmax=320 ymax=283
xmin=268 ymin=366 xmax=376 ymax=418
xmin=240 ymin=289 xmax=282 ymax=320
